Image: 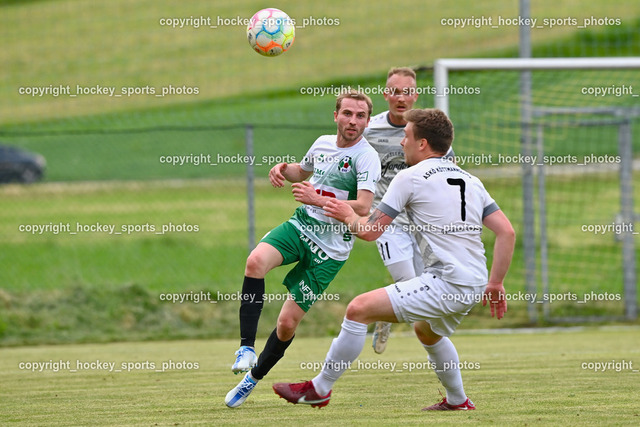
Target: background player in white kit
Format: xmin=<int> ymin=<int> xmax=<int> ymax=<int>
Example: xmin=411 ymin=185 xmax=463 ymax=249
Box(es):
xmin=273 ymin=108 xmax=515 ymax=410
xmin=364 ymin=67 xmax=454 ymax=353
xmin=225 ymin=90 xmax=381 ymax=408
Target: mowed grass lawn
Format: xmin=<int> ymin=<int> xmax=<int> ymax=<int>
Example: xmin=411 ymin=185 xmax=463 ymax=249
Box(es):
xmin=1 ymin=328 xmax=638 ymax=425
xmin=1 ymin=173 xmax=638 ymax=345
xmin=3 ymin=173 xmax=637 ymax=296
xmin=5 ymin=0 xmax=638 ymax=125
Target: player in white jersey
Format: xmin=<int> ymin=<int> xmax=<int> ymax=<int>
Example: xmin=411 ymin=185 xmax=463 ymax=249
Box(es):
xmin=364 ymin=67 xmax=454 ymax=353
xmin=273 ymin=108 xmax=515 ymax=411
xmin=225 ymin=90 xmax=381 ymax=408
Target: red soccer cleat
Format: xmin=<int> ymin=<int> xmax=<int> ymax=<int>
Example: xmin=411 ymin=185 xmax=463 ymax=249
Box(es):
xmin=422 ymin=396 xmax=476 ymax=411
xmin=273 ymin=381 xmax=331 ymax=408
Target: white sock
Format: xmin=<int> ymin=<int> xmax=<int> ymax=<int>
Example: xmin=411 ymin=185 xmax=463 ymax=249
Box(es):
xmin=246 ymin=371 xmax=258 ymax=383
xmin=312 ymin=317 xmax=367 ymax=396
xmin=423 ymin=337 xmax=467 ymax=405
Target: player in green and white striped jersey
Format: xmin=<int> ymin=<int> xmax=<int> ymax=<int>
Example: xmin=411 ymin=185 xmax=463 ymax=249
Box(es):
xmin=225 ymin=90 xmax=381 ymax=408
xmin=273 ymin=108 xmax=514 ymax=411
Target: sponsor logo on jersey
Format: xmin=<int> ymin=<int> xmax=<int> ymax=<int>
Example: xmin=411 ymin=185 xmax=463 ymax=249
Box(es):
xmin=338 ymin=156 xmax=352 ymax=173
xmin=299 ymin=232 xmax=330 ymax=261
xmin=381 ymin=151 xmax=404 ymax=163
xmin=380 ymin=151 xmax=407 ymax=179
xmin=298 ymin=280 xmax=317 ymax=303
xmin=382 ymin=161 xmax=407 ymax=178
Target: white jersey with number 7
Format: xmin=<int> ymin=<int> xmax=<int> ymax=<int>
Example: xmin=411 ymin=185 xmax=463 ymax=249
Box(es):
xmin=377 ymin=157 xmax=500 ymax=286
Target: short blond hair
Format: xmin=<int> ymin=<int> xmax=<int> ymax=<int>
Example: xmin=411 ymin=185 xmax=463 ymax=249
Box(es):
xmin=335 ymin=90 xmax=373 ymax=118
xmin=387 ymin=67 xmax=416 ymax=81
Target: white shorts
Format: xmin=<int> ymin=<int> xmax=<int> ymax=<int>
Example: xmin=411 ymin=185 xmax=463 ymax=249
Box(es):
xmin=376 ymin=226 xmax=423 ymax=268
xmin=385 ymin=274 xmax=486 ymax=337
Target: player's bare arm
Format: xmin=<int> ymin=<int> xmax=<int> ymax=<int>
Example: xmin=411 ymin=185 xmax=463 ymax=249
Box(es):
xmin=481 ymin=209 xmax=516 ymax=320
xmin=294 ymin=185 xmax=374 ymax=216
xmin=268 ymin=162 xmax=312 ymax=188
xmin=324 ymin=199 xmax=394 ymax=240
xmin=348 ymin=189 xmax=376 ymax=216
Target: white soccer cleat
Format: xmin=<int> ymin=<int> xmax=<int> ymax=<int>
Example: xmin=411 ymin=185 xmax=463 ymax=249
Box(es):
xmin=225 ymin=372 xmax=258 ymax=408
xmin=231 ymin=346 xmax=258 ymax=374
xmin=372 ymin=322 xmax=392 ymax=354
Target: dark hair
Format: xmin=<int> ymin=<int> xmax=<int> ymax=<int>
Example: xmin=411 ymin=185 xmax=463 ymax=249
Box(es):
xmin=403 ymin=108 xmax=454 ymax=154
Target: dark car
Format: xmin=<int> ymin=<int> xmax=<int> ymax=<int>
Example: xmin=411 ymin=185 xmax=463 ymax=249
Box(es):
xmin=0 ymin=145 xmax=46 ymax=183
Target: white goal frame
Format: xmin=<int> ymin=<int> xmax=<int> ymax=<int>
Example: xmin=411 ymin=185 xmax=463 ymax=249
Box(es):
xmin=433 ymin=57 xmax=640 ymax=116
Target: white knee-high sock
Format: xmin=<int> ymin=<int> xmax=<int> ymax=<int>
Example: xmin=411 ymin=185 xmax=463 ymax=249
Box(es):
xmin=423 ymin=337 xmax=467 ymax=405
xmin=312 ymin=317 xmax=367 ymax=396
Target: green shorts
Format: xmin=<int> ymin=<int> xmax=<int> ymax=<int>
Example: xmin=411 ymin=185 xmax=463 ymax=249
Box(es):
xmin=261 ymin=221 xmax=345 ymax=312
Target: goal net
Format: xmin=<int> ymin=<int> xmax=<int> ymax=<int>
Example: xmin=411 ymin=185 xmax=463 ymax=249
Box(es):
xmin=433 ymin=58 xmax=640 ymax=322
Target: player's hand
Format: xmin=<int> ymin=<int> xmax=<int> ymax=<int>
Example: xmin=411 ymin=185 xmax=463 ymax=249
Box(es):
xmin=269 ymin=163 xmax=288 ymax=188
xmin=324 ymin=198 xmax=355 ymax=222
xmin=292 ymin=181 xmax=320 ymax=206
xmin=482 ymin=281 xmax=507 ymax=320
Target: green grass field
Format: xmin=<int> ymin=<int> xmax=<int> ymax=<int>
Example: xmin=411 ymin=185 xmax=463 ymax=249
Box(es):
xmin=1 ymin=174 xmax=637 ymax=345
xmin=1 ymin=2 xmax=640 ymax=424
xmin=1 ymin=174 xmax=636 ymax=295
xmin=2 ymin=1 xmax=640 ymax=183
xmin=1 ymin=0 xmax=639 ymax=344
xmin=4 ymin=0 xmax=639 ymax=126
xmin=3 ymin=68 xmax=640 ymax=183
xmin=1 ymin=328 xmax=639 ymax=425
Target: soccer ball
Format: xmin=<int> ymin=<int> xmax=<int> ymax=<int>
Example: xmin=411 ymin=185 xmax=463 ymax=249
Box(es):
xmin=247 ymin=8 xmax=295 ymax=57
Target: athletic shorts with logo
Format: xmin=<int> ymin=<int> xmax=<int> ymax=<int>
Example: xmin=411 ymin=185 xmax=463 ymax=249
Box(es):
xmin=385 ymin=274 xmax=486 ymax=337
xmin=261 ymin=221 xmax=345 ymax=312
